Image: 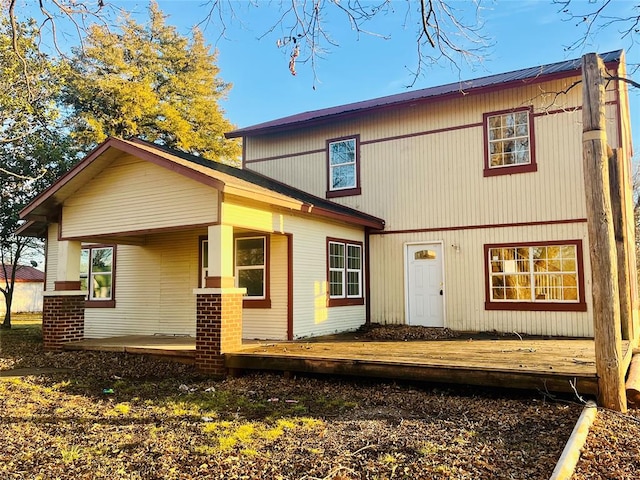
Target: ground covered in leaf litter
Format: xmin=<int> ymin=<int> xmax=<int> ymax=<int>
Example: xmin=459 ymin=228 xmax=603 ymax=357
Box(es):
xmin=0 ymin=321 xmax=637 ymax=479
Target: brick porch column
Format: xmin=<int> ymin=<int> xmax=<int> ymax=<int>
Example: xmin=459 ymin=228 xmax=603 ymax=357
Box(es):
xmin=195 ymin=288 xmax=244 ymax=376
xmin=42 ymin=291 xmax=85 ymax=351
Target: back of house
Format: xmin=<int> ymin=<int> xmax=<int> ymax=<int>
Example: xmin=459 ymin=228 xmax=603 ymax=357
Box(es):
xmin=229 ymin=50 xmax=636 ymax=338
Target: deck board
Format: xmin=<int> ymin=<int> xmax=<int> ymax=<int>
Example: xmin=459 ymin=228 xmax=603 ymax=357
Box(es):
xmin=64 ymin=336 xmax=633 ymax=396
xmin=227 ymin=339 xmax=619 ymax=395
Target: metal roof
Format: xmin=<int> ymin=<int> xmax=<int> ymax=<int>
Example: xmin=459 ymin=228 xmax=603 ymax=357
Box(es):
xmin=0 ymin=265 xmax=45 ymax=282
xmin=226 ymin=50 xmax=622 ymax=139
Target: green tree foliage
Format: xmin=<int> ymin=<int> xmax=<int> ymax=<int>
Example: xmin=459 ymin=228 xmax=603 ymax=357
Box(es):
xmin=62 ymin=2 xmax=241 ymax=163
xmin=0 ymin=21 xmax=76 ymax=328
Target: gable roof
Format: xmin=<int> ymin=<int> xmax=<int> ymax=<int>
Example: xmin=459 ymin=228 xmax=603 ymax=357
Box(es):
xmin=0 ymin=265 xmax=45 ymax=282
xmin=226 ymin=50 xmax=623 ymax=139
xmin=18 ymin=137 xmax=384 ymax=236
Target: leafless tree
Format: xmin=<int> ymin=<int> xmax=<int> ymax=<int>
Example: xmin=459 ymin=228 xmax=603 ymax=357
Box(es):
xmin=202 ymin=0 xmax=490 ymax=86
xmin=554 ymin=0 xmax=640 ymax=73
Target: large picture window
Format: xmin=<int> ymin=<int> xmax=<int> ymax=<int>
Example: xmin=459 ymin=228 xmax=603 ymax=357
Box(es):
xmin=483 ymin=107 xmax=537 ymax=177
xmin=327 ymin=238 xmax=364 ymax=307
xmin=80 ymin=245 xmax=115 ymax=307
xmin=326 ymin=135 xmax=361 ymax=198
xmin=485 ymin=240 xmax=586 ymax=311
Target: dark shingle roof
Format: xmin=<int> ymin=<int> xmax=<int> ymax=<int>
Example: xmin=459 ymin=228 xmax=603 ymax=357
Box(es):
xmin=226 ymin=50 xmax=622 ymax=139
xmin=129 ymin=139 xmax=385 ymax=228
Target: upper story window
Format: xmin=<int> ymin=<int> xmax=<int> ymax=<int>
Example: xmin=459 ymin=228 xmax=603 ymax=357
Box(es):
xmin=326 ymin=135 xmax=361 ymax=198
xmin=485 ymin=240 xmax=586 ymax=312
xmin=483 ymin=107 xmax=537 ymax=177
xmin=80 ymin=245 xmax=115 ymax=307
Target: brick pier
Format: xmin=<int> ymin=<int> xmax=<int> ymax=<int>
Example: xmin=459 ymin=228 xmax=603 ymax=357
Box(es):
xmin=42 ymin=294 xmax=85 ymax=351
xmin=195 ymin=291 xmax=243 ymax=376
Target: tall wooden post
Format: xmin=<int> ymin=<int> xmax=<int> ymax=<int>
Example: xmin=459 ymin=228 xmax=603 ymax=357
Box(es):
xmin=581 ymin=53 xmax=627 ymax=412
xmin=608 ymin=149 xmax=634 ymax=341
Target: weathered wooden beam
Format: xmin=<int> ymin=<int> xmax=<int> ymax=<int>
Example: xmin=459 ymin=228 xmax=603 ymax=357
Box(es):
xmin=608 ymin=149 xmax=634 ymax=340
xmin=625 ymin=355 xmax=640 ymax=407
xmin=582 ymin=53 xmax=627 ymax=412
xmin=225 ymin=354 xmax=600 ymax=395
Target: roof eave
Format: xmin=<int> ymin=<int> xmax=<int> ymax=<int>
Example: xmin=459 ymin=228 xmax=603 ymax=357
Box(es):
xmin=226 ymin=51 xmax=623 ymax=139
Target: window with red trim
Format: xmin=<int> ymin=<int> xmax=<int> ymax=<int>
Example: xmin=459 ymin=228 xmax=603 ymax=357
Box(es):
xmin=483 ymin=107 xmax=537 ymax=177
xmin=80 ymin=245 xmax=116 ymax=308
xmin=326 ymin=135 xmax=361 ymax=198
xmin=485 ymin=240 xmax=587 ymax=312
xmin=327 ymin=238 xmax=364 ymax=307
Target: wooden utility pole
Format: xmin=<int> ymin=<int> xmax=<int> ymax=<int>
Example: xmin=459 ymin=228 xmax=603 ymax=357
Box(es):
xmin=581 ymin=53 xmax=627 ymax=412
xmin=608 ymin=149 xmax=634 ymax=341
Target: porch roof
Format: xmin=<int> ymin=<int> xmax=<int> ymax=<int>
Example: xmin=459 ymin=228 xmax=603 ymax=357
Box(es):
xmin=19 ymin=137 xmax=385 ymax=237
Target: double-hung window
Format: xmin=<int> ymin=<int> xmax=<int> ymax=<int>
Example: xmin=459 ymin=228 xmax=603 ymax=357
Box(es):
xmin=235 ymin=236 xmax=271 ymax=308
xmin=80 ymin=245 xmax=115 ymax=307
xmin=327 ymin=238 xmax=364 ymax=307
xmin=485 ymin=240 xmax=586 ymax=311
xmin=326 ymin=135 xmax=361 ymax=198
xmin=483 ymin=107 xmax=537 ymax=176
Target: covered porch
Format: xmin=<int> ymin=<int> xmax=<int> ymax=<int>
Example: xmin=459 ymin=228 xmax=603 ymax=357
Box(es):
xmin=62 ymin=334 xmax=635 ymax=396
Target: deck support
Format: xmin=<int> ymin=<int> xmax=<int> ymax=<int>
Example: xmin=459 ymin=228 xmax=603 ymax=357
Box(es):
xmin=194 ymin=288 xmax=244 ymax=376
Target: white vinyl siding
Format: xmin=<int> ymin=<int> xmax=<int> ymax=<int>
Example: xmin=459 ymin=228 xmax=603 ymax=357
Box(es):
xmin=242 ymin=234 xmax=288 ymax=340
xmin=84 ymin=229 xmax=203 ymax=338
xmin=244 ymin=75 xmax=620 ymax=233
xmin=368 ymin=221 xmax=593 ymax=338
xmin=222 ymin=197 xmax=366 ymax=339
xmin=61 ymin=154 xmax=218 ymax=238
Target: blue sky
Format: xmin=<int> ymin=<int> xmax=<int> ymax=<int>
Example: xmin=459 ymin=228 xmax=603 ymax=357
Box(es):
xmin=113 ymin=1 xmax=639 ymax=146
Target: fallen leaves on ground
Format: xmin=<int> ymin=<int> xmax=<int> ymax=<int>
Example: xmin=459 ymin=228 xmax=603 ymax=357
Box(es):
xmin=2 ymin=321 xmax=638 ymax=479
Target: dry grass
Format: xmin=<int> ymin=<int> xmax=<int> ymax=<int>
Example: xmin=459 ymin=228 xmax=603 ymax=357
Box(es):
xmin=1 ymin=318 xmax=638 ymax=479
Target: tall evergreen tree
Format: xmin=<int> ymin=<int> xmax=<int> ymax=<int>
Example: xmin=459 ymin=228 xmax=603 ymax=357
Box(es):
xmin=62 ymin=2 xmax=241 ymax=163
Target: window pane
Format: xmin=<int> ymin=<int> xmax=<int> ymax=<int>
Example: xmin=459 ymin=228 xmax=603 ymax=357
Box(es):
xmin=80 ymin=250 xmax=89 ymax=275
xmin=92 ymin=248 xmax=112 ymax=272
xmin=329 ymin=139 xmax=355 ymax=166
xmin=91 ymin=273 xmax=112 ymax=299
xmin=329 ymin=270 xmax=343 ymax=297
xmin=236 ymin=238 xmax=264 ymax=266
xmin=347 ymin=245 xmax=361 ymax=269
xmin=331 ymin=164 xmax=356 ymax=189
xmin=329 ymin=243 xmax=344 ymax=269
xmin=202 ymin=240 xmax=208 ymax=269
xmin=487 ymin=111 xmax=530 ymax=168
xmin=347 ymin=271 xmax=360 ymax=296
xmin=238 ymin=269 xmax=264 ymax=297
xmin=490 ymin=243 xmax=580 ymax=304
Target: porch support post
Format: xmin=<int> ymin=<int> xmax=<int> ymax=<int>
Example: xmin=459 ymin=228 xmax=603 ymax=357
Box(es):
xmin=204 ymin=225 xmax=235 ymax=288
xmin=194 ymin=224 xmax=244 ymax=376
xmin=44 ymin=233 xmax=85 ymax=351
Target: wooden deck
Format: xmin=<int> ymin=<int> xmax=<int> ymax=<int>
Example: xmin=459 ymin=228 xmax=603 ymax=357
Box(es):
xmin=64 ymin=335 xmax=196 ymax=363
xmin=64 ymin=335 xmax=634 ymax=396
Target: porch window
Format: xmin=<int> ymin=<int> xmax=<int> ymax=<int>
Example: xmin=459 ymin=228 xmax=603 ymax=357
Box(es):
xmin=327 ymin=238 xmax=364 ymax=307
xmin=326 ymin=135 xmax=361 ymax=198
xmin=485 ymin=240 xmax=586 ymax=312
xmin=80 ymin=245 xmax=115 ymax=307
xmin=483 ymin=107 xmax=537 ymax=177
xmin=235 ymin=236 xmax=271 ymax=308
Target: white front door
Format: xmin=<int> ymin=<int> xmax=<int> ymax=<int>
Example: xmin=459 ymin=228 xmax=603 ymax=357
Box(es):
xmin=406 ymin=243 xmax=444 ymax=327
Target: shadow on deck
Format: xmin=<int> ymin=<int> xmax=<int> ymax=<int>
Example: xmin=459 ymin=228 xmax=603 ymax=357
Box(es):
xmin=64 ymin=335 xmax=634 ymax=396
